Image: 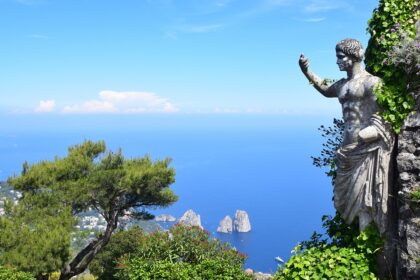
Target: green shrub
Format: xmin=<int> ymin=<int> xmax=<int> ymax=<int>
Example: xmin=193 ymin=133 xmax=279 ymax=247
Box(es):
xmin=274 ymin=214 xmax=383 ymax=280
xmin=0 ymin=266 xmax=35 ymax=280
xmin=273 ymin=245 xmax=377 ymax=280
xmin=111 ymin=224 xmax=251 ymax=280
xmin=117 ymin=259 xmax=199 ymax=280
xmin=117 ymin=257 xmax=251 ymax=280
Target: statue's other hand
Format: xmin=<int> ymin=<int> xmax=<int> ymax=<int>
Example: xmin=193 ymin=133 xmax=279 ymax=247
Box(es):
xmin=299 ymin=54 xmax=309 ymax=72
xmin=358 ymin=126 xmax=379 ymax=143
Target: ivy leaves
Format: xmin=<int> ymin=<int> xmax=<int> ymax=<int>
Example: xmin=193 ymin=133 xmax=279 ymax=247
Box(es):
xmin=365 ymin=0 xmax=419 ymax=133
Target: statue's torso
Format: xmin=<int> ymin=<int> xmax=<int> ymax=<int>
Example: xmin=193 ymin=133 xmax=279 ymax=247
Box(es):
xmin=334 ymin=74 xmax=380 ymax=145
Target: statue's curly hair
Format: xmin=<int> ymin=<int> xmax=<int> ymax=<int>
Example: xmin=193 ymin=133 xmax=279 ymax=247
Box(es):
xmin=336 ymin=38 xmax=364 ymax=62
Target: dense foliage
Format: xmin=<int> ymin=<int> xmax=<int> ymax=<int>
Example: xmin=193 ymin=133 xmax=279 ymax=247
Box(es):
xmin=275 ymin=245 xmax=376 ymax=280
xmin=365 ymin=0 xmax=419 ymax=132
xmin=0 ymin=266 xmax=35 ymax=280
xmin=1 ymin=141 xmax=177 ymax=280
xmin=119 ymin=258 xmax=251 ymax=280
xmin=274 ymin=214 xmax=382 ymax=280
xmin=0 ymin=193 xmax=75 ymax=279
xmin=91 ymin=224 xmax=251 ymax=280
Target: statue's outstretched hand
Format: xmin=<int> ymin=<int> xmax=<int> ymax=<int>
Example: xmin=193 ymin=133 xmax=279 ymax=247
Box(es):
xmin=299 ymin=54 xmax=309 ymax=73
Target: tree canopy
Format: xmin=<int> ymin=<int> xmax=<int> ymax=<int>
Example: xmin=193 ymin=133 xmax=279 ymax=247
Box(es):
xmin=0 ymin=140 xmax=177 ymax=280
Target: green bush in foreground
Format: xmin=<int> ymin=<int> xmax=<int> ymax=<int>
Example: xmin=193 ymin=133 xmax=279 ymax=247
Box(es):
xmin=103 ymin=224 xmax=251 ymax=280
xmin=118 ymin=257 xmax=250 ymax=280
xmin=274 ymin=245 xmax=379 ymax=280
xmin=274 ymin=245 xmax=377 ymax=280
xmin=0 ymin=266 xmax=35 ymax=280
xmin=274 ymin=215 xmax=382 ymax=280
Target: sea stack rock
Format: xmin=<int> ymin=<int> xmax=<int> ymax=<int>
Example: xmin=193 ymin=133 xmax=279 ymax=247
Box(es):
xmin=217 ymin=215 xmax=233 ymax=233
xmin=178 ymin=209 xmax=203 ymax=229
xmin=233 ymin=210 xmax=251 ymax=232
xmin=155 ymin=214 xmax=176 ymax=222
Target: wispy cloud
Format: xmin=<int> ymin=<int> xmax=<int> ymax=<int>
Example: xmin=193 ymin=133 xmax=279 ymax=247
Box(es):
xmin=62 ymin=100 xmax=116 ymax=114
xmin=299 ymin=17 xmax=327 ymax=22
xmin=62 ymin=91 xmax=179 ymax=114
xmin=35 ymin=100 xmax=55 ymax=113
xmin=162 ymin=0 xmax=294 ymax=39
xmin=304 ymin=0 xmax=350 ymax=13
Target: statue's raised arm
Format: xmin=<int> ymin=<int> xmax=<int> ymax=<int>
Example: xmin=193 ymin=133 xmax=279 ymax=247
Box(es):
xmin=298 ymin=53 xmax=337 ymax=98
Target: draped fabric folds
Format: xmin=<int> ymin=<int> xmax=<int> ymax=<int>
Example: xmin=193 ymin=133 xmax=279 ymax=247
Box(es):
xmin=334 ymin=114 xmax=394 ymax=234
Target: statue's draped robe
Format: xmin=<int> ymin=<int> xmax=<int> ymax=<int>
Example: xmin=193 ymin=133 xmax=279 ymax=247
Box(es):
xmin=334 ymin=114 xmax=394 ymax=234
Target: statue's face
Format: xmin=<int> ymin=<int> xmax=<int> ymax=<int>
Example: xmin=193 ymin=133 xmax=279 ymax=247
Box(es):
xmin=336 ymin=51 xmax=353 ymax=71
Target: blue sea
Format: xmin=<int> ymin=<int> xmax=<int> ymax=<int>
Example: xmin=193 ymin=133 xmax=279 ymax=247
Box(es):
xmin=0 ymin=114 xmax=335 ymax=273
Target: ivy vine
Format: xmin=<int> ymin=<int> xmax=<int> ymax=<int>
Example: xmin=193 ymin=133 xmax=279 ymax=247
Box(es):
xmin=365 ymin=0 xmax=420 ymax=133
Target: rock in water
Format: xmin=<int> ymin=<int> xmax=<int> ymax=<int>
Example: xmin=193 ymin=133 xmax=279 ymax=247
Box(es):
xmin=178 ymin=209 xmax=203 ymax=229
xmin=233 ymin=210 xmax=251 ymax=232
xmin=217 ymin=215 xmax=233 ymax=233
xmin=155 ymin=214 xmax=176 ymax=222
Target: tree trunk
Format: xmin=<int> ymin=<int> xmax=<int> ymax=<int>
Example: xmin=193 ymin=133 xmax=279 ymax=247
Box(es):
xmin=59 ymin=212 xmax=118 ymax=280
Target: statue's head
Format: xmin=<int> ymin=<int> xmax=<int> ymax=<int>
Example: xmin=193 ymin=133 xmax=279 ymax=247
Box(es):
xmin=336 ymin=39 xmax=364 ymax=61
xmin=335 ymin=38 xmax=364 ymax=71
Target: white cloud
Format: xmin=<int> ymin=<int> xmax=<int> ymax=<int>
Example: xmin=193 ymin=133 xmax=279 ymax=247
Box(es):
xmin=62 ymin=91 xmax=179 ymax=114
xmin=62 ymin=100 xmax=116 ymax=114
xmin=35 ymin=100 xmax=56 ymax=113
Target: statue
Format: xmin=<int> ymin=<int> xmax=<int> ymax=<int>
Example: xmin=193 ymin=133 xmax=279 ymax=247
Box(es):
xmin=299 ymin=39 xmax=394 ymax=233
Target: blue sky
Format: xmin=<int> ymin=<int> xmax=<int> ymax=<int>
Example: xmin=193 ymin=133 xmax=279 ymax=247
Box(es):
xmin=0 ymin=0 xmax=379 ymax=117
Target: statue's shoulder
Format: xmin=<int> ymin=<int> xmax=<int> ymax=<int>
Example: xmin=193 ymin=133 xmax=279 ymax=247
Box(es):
xmin=331 ymin=78 xmax=347 ymax=87
xmin=326 ymin=78 xmax=346 ymax=95
xmin=363 ymin=72 xmax=381 ymax=89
